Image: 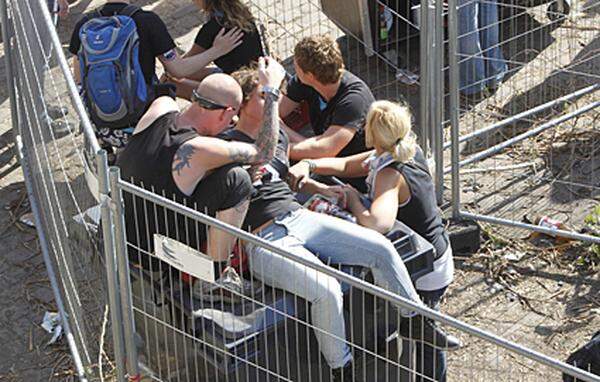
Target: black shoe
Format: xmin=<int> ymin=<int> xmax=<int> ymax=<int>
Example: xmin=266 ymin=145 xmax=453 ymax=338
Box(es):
xmin=332 ymin=361 xmax=355 ymax=382
xmin=399 ymin=315 xmax=462 ymax=351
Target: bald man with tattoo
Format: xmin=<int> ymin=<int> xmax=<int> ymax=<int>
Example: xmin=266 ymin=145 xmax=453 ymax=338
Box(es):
xmin=116 ymin=57 xmax=286 ymax=297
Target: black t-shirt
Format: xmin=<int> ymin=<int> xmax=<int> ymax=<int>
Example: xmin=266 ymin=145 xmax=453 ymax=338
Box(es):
xmin=218 ymin=128 xmax=301 ymax=230
xmin=285 ymin=70 xmax=374 ymax=158
xmin=194 ymin=15 xmax=264 ymax=74
xmin=387 ymin=148 xmax=448 ymax=258
xmin=117 ymin=112 xmax=252 ymax=270
xmin=286 ymin=71 xmax=373 ymax=191
xmin=69 ymin=3 xmax=176 ymax=85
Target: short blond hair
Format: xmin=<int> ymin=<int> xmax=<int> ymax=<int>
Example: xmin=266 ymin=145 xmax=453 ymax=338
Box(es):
xmin=365 ymin=100 xmax=417 ymax=163
xmin=294 ymin=35 xmax=344 ymax=84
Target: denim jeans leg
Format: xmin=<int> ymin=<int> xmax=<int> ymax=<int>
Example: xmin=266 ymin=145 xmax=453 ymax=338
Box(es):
xmin=458 ymin=0 xmax=487 ymax=94
xmin=281 ymin=210 xmax=423 ymax=314
xmin=415 ymin=287 xmax=448 ymax=382
xmin=246 ymin=220 xmax=352 ymax=369
xmin=478 ymin=0 xmax=507 ymax=84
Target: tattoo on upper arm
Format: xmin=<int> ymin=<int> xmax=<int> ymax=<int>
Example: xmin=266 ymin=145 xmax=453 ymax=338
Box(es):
xmin=227 ymin=145 xmax=254 ymax=163
xmin=172 ymin=143 xmax=196 ymax=175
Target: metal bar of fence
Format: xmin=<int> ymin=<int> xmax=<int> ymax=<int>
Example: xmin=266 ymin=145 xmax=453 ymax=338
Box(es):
xmin=0 ymin=0 xmax=19 ymax=136
xmin=448 ymin=0 xmax=461 ymax=220
xmin=117 ymin=177 xmax=600 ymax=382
xmin=419 ymin=0 xmax=431 ymax=151
xmin=460 ymin=211 xmax=600 ymax=244
xmin=433 ymin=0 xmax=444 ymax=204
xmin=13 ymin=134 xmax=90 ymax=382
xmin=97 ymin=151 xmax=127 ymax=382
xmin=442 ymin=83 xmax=600 ymax=150
xmin=2 ymin=1 xmax=90 ymax=370
xmin=443 ymin=100 xmax=600 ymax=173
xmin=34 ymin=0 xmax=99 ymax=154
xmin=109 ymin=167 xmax=141 ymax=381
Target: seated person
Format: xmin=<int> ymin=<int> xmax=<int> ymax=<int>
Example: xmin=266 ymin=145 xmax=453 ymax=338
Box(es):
xmin=221 ymin=67 xmax=460 ymax=380
xmin=69 ymin=0 xmax=243 ymax=150
xmin=290 ymin=100 xmax=456 ymax=381
xmin=279 ymin=35 xmax=375 ymax=192
xmin=165 ymin=0 xmax=265 ymax=100
xmin=115 ymin=58 xmax=286 ymax=295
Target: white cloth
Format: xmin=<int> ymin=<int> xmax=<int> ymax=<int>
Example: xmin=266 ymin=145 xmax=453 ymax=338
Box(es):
xmin=415 ymin=245 xmax=454 ymax=291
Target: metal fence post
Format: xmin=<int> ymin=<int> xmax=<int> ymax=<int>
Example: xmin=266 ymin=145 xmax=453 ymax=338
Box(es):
xmin=97 ymin=151 xmax=127 ymax=381
xmin=419 ymin=0 xmax=432 ymax=153
xmin=433 ymin=0 xmax=445 ymax=204
xmin=109 ymin=167 xmax=141 ymax=381
xmin=0 ymin=0 xmax=19 ymax=136
xmin=448 ymin=0 xmax=461 ymax=219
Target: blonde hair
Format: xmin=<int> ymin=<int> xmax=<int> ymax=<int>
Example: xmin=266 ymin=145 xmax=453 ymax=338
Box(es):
xmin=198 ymin=0 xmax=256 ymax=32
xmin=294 ymin=35 xmax=345 ymax=84
xmin=365 ymin=100 xmax=417 ymax=163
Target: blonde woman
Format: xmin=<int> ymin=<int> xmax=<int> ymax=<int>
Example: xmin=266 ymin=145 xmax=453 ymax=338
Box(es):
xmin=166 ymin=0 xmax=265 ymax=99
xmin=289 ymin=100 xmax=455 ymax=381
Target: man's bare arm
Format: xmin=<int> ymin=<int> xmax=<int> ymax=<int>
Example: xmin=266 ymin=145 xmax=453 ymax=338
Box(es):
xmin=289 ymin=124 xmax=355 ymax=160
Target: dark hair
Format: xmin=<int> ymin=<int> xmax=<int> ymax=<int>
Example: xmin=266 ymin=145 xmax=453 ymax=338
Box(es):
xmin=202 ymin=0 xmax=256 ymax=32
xmin=231 ymin=66 xmax=259 ymax=104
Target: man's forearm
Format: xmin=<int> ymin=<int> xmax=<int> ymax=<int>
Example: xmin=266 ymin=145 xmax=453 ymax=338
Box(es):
xmin=253 ymin=93 xmax=279 ymax=163
xmin=280 ymin=121 xmax=306 ymax=144
xmin=289 ymin=137 xmax=341 ymax=160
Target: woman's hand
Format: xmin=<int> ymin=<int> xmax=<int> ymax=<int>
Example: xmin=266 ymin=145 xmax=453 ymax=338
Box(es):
xmin=342 ymin=184 xmax=363 ymax=213
xmin=212 ymin=28 xmax=244 ymax=56
xmin=319 ymin=185 xmax=347 ymax=208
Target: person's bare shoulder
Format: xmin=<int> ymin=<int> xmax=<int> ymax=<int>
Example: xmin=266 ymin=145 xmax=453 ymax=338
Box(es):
xmin=134 ymin=96 xmax=179 ymax=134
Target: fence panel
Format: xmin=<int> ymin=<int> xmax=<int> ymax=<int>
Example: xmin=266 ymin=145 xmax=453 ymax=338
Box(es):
xmin=1 ymin=0 xmax=118 ymax=379
xmin=247 ymin=0 xmax=442 ymax=156
xmin=112 ymin=175 xmax=599 ymax=382
xmin=3 ymin=0 xmax=598 ymax=380
xmin=446 ymin=0 xmax=600 ymax=242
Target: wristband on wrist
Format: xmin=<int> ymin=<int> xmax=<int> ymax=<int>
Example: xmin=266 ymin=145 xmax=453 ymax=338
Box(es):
xmin=261 ymin=85 xmax=281 ymax=100
xmin=301 ymin=159 xmax=317 ymax=174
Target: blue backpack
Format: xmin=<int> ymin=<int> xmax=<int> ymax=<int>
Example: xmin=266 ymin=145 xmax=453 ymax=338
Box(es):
xmin=78 ymin=5 xmax=150 ymax=129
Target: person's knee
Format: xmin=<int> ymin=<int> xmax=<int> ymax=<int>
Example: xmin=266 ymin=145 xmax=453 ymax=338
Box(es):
xmin=215 ymin=164 xmax=253 ymax=210
xmin=313 ymin=275 xmax=344 ymax=307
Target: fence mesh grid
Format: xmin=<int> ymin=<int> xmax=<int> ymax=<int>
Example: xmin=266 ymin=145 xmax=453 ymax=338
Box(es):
xmin=117 ymin=181 xmax=598 ymax=381
xmin=1 ymin=0 xmax=599 ymax=381
xmin=446 ymin=0 xmax=599 ymax=241
xmin=5 ymin=0 xmax=112 ymax=378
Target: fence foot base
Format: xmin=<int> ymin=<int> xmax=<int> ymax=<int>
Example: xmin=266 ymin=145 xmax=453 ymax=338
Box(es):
xmin=447 ymin=218 xmax=481 ymax=255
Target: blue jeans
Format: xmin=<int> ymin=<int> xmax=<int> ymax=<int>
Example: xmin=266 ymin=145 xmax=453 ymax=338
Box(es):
xmin=458 ymin=0 xmax=507 ymax=94
xmin=415 ymin=287 xmax=447 ymax=382
xmin=245 ymin=209 xmax=422 ymax=369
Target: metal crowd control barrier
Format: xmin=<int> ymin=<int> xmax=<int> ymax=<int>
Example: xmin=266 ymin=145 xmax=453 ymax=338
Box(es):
xmin=445 ymin=0 xmax=600 ymax=243
xmin=2 ymin=0 xmax=599 ymax=380
xmin=106 ymin=169 xmax=599 ymax=382
xmin=246 ymin=0 xmax=446 ymax=202
xmin=0 ymin=0 xmax=120 ymax=379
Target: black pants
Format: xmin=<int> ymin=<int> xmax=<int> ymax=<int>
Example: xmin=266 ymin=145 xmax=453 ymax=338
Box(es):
xmin=125 ymin=164 xmax=252 ymax=271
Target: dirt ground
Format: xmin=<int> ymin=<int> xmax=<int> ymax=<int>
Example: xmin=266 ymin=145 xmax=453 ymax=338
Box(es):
xmin=0 ymin=0 xmax=598 ymax=381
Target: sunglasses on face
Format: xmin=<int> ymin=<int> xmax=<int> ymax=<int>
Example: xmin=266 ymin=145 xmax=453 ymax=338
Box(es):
xmin=191 ymin=89 xmax=230 ymax=110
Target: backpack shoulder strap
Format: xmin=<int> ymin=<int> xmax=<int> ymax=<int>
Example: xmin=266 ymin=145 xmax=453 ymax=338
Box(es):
xmin=120 ymin=4 xmax=141 ymax=18
xmin=82 ymin=8 xmax=103 ymax=24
